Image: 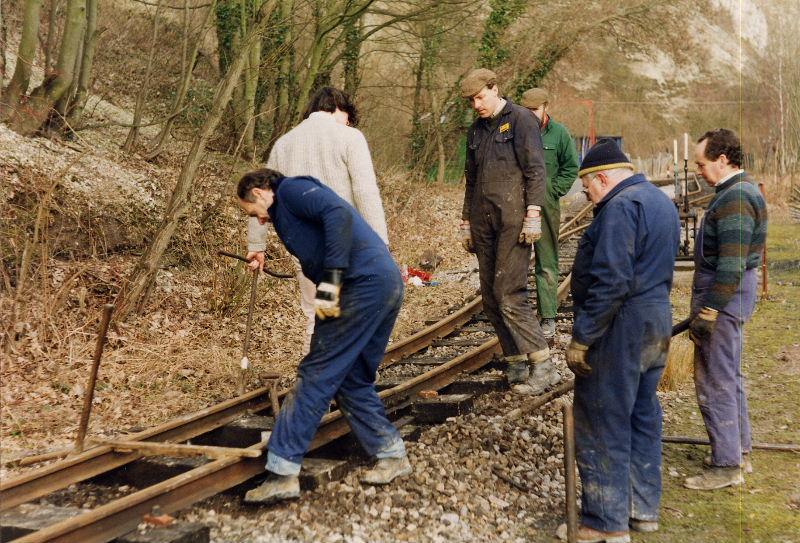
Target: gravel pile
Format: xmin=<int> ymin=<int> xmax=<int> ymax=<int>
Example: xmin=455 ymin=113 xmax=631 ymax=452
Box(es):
xmin=184 ymin=387 xmax=573 ymax=543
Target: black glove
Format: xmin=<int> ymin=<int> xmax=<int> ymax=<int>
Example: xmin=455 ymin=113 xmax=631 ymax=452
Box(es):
xmin=689 ymin=307 xmax=718 ymax=345
xmin=314 ymin=269 xmax=343 ymax=320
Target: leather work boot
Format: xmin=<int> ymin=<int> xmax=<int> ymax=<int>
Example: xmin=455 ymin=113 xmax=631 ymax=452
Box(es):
xmin=360 ymin=456 xmax=412 ymax=485
xmin=629 ymin=518 xmax=659 ymax=532
xmin=513 ymin=358 xmax=561 ymax=395
xmin=704 ymin=453 xmax=752 ymax=474
xmin=244 ymin=474 xmax=300 ymax=504
xmin=684 ymin=466 xmax=744 ymax=490
xmin=540 ymin=317 xmax=556 ymax=339
xmin=504 ymin=355 xmax=530 ymax=384
xmin=576 ymin=525 xmax=631 ymax=543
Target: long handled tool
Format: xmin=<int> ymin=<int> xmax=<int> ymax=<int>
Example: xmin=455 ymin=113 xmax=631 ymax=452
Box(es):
xmin=217 ymin=250 xmax=294 ymax=279
xmin=239 ymin=271 xmax=258 ymax=396
xmin=562 ymin=402 xmax=578 ymax=543
xmin=74 ymin=304 xmax=115 ymax=454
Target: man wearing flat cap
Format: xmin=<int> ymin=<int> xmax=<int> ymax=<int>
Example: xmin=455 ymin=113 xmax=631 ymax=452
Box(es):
xmin=520 ymin=88 xmax=579 ymax=340
xmin=566 ymin=139 xmax=679 ymax=542
xmin=459 ymin=68 xmax=556 ymax=394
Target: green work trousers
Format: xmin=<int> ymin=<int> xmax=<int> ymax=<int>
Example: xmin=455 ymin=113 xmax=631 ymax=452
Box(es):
xmin=533 ymin=195 xmax=560 ymax=319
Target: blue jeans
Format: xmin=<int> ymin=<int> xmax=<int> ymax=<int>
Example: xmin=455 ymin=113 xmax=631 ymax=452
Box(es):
xmin=266 ymin=264 xmax=406 ymax=475
xmin=573 ymin=303 xmax=670 ymax=532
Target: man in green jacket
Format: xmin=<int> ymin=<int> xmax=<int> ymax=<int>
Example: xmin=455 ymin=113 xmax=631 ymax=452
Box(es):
xmin=520 ymin=88 xmax=580 ymax=339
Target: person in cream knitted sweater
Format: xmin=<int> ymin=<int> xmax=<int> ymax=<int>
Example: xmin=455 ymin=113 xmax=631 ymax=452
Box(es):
xmin=246 ymin=87 xmax=390 ymax=354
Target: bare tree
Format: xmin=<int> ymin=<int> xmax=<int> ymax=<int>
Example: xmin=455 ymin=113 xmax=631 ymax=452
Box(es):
xmin=123 ymin=0 xmax=164 ymax=152
xmin=146 ymin=0 xmax=218 ymax=158
xmin=66 ymin=0 xmax=99 ymax=127
xmin=114 ymin=0 xmax=279 ymax=319
xmin=1 ymin=0 xmax=43 ymax=119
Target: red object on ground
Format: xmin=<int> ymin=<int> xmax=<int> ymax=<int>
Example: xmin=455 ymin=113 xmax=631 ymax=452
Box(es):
xmin=407 ymin=267 xmax=432 ymax=282
xmin=143 ymin=513 xmax=176 ymax=527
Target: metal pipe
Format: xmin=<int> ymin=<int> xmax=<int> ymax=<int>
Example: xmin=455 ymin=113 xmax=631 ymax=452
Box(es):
xmin=74 ymin=304 xmax=115 ymax=454
xmin=217 ymin=250 xmax=294 ymax=279
xmin=662 ymin=435 xmax=799 ymax=452
xmin=563 ymin=402 xmax=578 ymax=543
xmin=239 ymin=271 xmax=258 ymax=396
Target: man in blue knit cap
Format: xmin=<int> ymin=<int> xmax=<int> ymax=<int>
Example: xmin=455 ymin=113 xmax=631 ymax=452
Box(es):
xmin=236 ymin=169 xmax=411 ymax=504
xmin=566 ymin=139 xmax=680 ymax=542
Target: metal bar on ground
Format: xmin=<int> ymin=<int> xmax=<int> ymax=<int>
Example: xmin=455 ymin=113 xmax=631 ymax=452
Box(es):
xmin=662 ymin=436 xmax=800 ymax=452
xmin=74 ymin=304 xmax=115 ymax=454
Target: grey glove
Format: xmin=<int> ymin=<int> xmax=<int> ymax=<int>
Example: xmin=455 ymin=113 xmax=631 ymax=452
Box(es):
xmin=519 ymin=214 xmax=542 ymax=245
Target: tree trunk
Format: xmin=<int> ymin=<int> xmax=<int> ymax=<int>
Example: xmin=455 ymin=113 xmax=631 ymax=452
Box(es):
xmin=0 ymin=0 xmax=6 ymax=94
xmin=342 ymin=15 xmax=362 ymax=98
xmin=8 ymin=0 xmax=84 ymax=135
xmin=66 ymin=0 xmax=98 ymax=127
xmin=242 ymin=34 xmax=260 ymax=157
xmin=147 ymin=0 xmax=216 ymax=159
xmin=2 ymin=0 xmax=43 ymax=120
xmin=273 ymin=0 xmax=294 ymax=135
xmin=44 ymin=0 xmax=58 ymax=75
xmin=123 ymin=0 xmax=163 ymax=152
xmin=114 ymin=0 xmax=278 ymax=320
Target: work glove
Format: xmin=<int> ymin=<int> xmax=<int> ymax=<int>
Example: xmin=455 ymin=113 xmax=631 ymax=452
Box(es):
xmin=689 ymin=306 xmax=718 ymax=345
xmin=314 ymin=269 xmax=343 ymax=320
xmin=459 ymin=222 xmax=475 ymax=253
xmin=566 ymin=339 xmax=591 ymax=377
xmin=519 ymin=208 xmax=542 ymax=245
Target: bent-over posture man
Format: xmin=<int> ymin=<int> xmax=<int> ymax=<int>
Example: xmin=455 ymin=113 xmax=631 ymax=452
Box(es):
xmin=246 ymin=87 xmax=389 ymax=355
xmin=684 ymin=128 xmax=767 ymax=491
xmin=519 ymin=88 xmax=579 ymax=339
xmin=459 ymin=68 xmax=555 ymax=395
xmin=238 ymin=169 xmax=410 ymax=504
xmin=566 ymin=139 xmax=679 ymax=542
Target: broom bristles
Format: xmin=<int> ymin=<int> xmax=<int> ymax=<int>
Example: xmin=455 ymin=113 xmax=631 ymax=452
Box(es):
xmin=660 ymin=334 xmax=695 ymax=391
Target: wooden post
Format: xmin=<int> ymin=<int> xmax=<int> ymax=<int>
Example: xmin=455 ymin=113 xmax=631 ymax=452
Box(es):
xmin=74 ymin=304 xmax=114 ymax=453
xmin=563 ymin=402 xmax=578 ymax=543
xmin=758 ymin=182 xmax=768 ymax=298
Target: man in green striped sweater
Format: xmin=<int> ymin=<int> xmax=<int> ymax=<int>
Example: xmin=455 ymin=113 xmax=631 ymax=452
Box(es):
xmin=684 ymin=128 xmax=767 ymax=491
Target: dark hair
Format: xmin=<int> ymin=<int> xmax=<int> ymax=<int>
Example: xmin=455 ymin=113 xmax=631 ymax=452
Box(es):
xmin=237 ymin=168 xmax=285 ymax=201
xmin=697 ymin=128 xmax=743 ymax=168
xmin=302 ymin=86 xmax=359 ymax=127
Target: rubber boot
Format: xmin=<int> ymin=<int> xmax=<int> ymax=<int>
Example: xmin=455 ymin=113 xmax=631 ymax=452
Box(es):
xmin=244 ymin=474 xmax=300 ymax=504
xmin=513 ymin=350 xmax=560 ymax=395
xmin=540 ymin=317 xmax=556 ymax=339
xmin=684 ymin=466 xmax=744 ymax=490
xmin=504 ymin=354 xmax=530 ymax=384
xmin=361 ymin=456 xmax=412 ymax=485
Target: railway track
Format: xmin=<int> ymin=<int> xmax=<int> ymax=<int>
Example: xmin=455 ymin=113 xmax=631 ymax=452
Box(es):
xmin=0 ymin=204 xmax=594 ymax=543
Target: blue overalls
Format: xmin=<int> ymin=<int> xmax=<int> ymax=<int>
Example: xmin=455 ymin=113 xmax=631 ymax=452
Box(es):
xmin=691 ymin=184 xmax=757 ymax=467
xmin=263 ymin=176 xmax=406 ymax=476
xmin=570 ymin=174 xmax=680 ymax=532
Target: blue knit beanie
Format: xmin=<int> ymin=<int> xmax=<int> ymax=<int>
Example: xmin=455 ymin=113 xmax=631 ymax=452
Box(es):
xmin=578 ymin=138 xmax=634 ymax=177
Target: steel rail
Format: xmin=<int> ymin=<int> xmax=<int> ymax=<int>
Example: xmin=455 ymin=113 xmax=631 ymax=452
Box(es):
xmin=5 ymin=213 xmax=593 ymax=541
xmin=13 ymin=338 xmax=502 ymax=543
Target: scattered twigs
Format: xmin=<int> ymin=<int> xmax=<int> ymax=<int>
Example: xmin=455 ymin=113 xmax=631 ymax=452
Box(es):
xmin=505 ymin=379 xmax=575 ymax=421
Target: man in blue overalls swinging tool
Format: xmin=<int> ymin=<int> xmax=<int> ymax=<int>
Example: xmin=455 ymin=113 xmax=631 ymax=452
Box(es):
xmin=566 ymin=139 xmax=680 ymax=542
xmin=236 ymin=169 xmax=411 ymax=504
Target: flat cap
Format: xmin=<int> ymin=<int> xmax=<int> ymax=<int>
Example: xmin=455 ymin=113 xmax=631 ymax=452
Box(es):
xmin=578 ymin=138 xmax=634 ymax=177
xmin=520 ymin=88 xmax=549 ymax=109
xmin=461 ymin=68 xmax=497 ymax=98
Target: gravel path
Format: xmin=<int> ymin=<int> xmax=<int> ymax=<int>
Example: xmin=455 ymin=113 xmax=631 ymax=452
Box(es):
xmin=182 ymin=354 xmax=573 ymax=543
